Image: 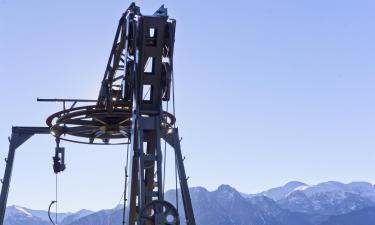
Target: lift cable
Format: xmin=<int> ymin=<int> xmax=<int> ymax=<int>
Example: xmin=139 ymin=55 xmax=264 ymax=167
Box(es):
xmin=162 ymin=101 xmax=169 ymax=194
xmin=171 ymin=60 xmax=176 ymax=126
xmin=175 ymin=155 xmax=179 ymax=212
xmin=107 ymin=192 xmax=124 ymax=225
xmin=107 ymin=185 xmax=125 ymax=225
xmin=48 ymin=173 xmax=58 ymax=225
xmin=108 ymin=142 xmax=130 ymax=225
xmin=47 ymin=200 xmax=56 ymax=225
xmin=122 ymin=142 xmax=130 ymax=225
xmin=48 ymin=138 xmax=61 ymax=225
xmin=169 ymin=48 xmax=179 ymax=212
xmin=55 ymin=174 xmax=58 ymax=224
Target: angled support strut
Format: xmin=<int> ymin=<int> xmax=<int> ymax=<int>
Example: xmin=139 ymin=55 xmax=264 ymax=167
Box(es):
xmin=0 ymin=126 xmax=50 ymax=225
xmin=162 ymin=128 xmax=196 ymax=225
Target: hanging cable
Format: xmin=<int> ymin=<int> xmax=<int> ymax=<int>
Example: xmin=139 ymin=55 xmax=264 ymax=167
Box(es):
xmin=175 ymin=154 xmax=179 ymax=212
xmin=48 ymin=201 xmax=57 ymax=225
xmin=162 ymin=101 xmax=169 ymax=194
xmin=170 ymin=42 xmax=178 ymax=210
xmin=108 ymin=142 xmax=130 ymax=225
xmin=107 ymin=192 xmax=124 ymax=225
xmin=49 ymin=137 xmax=61 ymax=225
xmin=170 ymin=58 xmax=176 ymax=128
xmin=163 ymin=134 xmax=167 ymax=194
xmin=55 ymin=174 xmax=58 ymax=225
xmin=122 ymin=142 xmax=130 ymax=225
xmin=107 ymin=186 xmax=125 ymax=225
xmin=47 ymin=170 xmax=59 ymax=225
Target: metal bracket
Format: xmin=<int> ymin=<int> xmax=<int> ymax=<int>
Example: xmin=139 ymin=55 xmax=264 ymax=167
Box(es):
xmin=0 ymin=126 xmax=50 ymax=225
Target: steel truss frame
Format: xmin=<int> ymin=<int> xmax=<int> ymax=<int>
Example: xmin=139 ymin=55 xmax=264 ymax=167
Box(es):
xmin=0 ymin=3 xmax=196 ymax=225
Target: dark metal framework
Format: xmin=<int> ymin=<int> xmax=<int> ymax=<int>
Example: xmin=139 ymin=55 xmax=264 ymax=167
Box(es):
xmin=0 ymin=3 xmax=195 ymax=225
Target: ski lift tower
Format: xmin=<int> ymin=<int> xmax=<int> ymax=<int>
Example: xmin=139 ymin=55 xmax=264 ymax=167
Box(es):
xmin=0 ymin=3 xmax=196 ymax=225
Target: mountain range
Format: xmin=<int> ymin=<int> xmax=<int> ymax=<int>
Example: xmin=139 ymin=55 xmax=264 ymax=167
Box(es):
xmin=5 ymin=181 xmax=375 ymax=225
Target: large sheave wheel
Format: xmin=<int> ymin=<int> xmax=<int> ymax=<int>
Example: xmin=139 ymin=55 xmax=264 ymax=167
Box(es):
xmin=138 ymin=200 xmax=180 ymax=225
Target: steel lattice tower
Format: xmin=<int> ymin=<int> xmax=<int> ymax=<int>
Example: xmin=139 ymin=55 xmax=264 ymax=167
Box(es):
xmin=0 ymin=3 xmax=196 ymax=225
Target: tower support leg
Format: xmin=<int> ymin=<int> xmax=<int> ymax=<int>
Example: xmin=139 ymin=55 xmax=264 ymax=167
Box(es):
xmin=0 ymin=131 xmax=31 ymax=225
xmin=0 ymin=127 xmax=49 ymax=225
xmin=0 ymin=137 xmax=17 ymax=225
xmin=163 ymin=128 xmax=196 ymax=225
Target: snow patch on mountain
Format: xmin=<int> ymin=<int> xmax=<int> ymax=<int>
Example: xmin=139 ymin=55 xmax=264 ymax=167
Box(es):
xmin=244 ymin=181 xmax=307 ymax=201
xmin=12 ymin=206 xmax=32 ymax=217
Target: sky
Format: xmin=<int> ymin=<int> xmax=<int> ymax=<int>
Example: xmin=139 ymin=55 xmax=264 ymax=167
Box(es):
xmin=1 ymin=0 xmax=375 ymax=212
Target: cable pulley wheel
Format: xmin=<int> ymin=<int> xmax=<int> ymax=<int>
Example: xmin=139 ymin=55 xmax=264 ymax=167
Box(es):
xmin=46 ymin=104 xmax=176 ymax=145
xmin=138 ymin=200 xmax=179 ymax=225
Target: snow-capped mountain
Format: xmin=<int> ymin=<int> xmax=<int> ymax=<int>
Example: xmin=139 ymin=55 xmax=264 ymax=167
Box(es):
xmin=5 ymin=205 xmax=73 ymax=221
xmin=5 ymin=206 xmax=50 ymax=225
xmin=166 ymin=184 xmax=313 ymax=225
xmin=297 ymin=181 xmax=375 ymax=199
xmin=5 ymin=181 xmax=375 ymax=225
xmin=4 ymin=205 xmax=92 ymax=225
xmin=320 ymin=207 xmax=375 ymax=225
xmin=244 ymin=181 xmax=308 ymax=201
xmin=5 ymin=206 xmax=33 ymax=219
xmin=60 ymin=209 xmax=93 ymax=225
xmin=249 ymin=181 xmax=375 ymax=215
xmin=255 ymin=181 xmax=375 ymax=202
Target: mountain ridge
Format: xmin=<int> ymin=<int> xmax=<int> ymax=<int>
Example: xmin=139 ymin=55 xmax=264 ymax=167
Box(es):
xmin=5 ymin=181 xmax=375 ymax=225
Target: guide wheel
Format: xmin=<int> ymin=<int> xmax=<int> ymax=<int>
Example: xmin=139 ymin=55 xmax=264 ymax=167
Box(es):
xmin=138 ymin=200 xmax=180 ymax=225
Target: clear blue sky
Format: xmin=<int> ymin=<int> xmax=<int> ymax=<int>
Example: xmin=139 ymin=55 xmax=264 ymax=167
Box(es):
xmin=1 ymin=0 xmax=375 ymax=212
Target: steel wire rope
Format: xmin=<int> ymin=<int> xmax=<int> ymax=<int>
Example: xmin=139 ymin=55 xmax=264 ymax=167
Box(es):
xmin=122 ymin=143 xmax=130 ymax=225
xmin=163 ymin=102 xmax=169 ymax=194
xmin=48 ymin=157 xmax=58 ymax=225
xmin=55 ymin=174 xmax=58 ymax=225
xmin=107 ymin=193 xmax=124 ymax=225
xmin=107 ymin=142 xmax=130 ymax=225
xmin=171 ymin=60 xmax=179 ymax=212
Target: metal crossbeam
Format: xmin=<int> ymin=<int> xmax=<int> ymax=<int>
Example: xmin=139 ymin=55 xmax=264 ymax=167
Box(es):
xmin=0 ymin=127 xmax=50 ymax=225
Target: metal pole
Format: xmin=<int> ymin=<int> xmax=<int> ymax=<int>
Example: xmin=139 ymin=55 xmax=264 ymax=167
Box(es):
xmin=0 ymin=127 xmax=49 ymax=225
xmin=0 ymin=134 xmax=17 ymax=225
